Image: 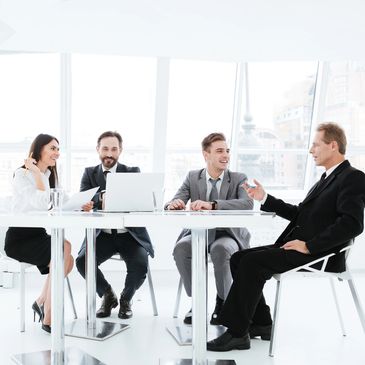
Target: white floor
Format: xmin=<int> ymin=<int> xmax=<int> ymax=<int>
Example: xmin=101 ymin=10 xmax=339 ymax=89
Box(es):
xmin=0 ymin=269 xmax=365 ymax=365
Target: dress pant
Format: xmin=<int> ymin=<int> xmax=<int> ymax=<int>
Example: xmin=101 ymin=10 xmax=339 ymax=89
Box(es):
xmin=173 ymin=231 xmax=240 ymax=300
xmin=219 ymin=244 xmax=315 ymax=336
xmin=76 ymin=231 xmax=148 ymax=301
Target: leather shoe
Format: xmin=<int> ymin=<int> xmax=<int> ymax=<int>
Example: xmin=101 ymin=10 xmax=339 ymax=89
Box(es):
xmin=207 ymin=330 xmax=250 ymax=352
xmin=249 ymin=323 xmax=272 ymax=341
xmin=183 ymin=308 xmax=192 ymax=325
xmin=118 ymin=296 xmax=133 ymax=319
xmin=96 ymin=287 xmax=118 ymax=318
xmin=210 ymin=295 xmax=224 ymax=325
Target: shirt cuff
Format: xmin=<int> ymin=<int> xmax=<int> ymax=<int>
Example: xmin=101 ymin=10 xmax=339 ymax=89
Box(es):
xmin=259 ymin=192 xmax=268 ymax=206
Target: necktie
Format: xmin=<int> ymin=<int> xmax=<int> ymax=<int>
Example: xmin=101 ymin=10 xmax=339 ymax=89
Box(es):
xmin=103 ymin=170 xmax=110 ymax=181
xmin=208 ymin=178 xmax=220 ymax=244
xmin=306 ymin=172 xmax=327 ymax=197
xmin=209 ymin=178 xmax=220 ymax=201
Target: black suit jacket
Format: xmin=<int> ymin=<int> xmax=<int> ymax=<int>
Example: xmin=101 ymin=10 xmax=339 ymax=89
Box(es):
xmin=261 ymin=160 xmax=365 ymax=272
xmin=80 ymin=163 xmax=154 ymax=257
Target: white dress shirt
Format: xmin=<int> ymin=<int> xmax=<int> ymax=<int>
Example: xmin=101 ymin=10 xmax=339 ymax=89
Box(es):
xmin=11 ymin=168 xmax=51 ymax=213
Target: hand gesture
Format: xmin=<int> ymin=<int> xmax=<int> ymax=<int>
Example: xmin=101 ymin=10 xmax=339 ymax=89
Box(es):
xmin=24 ymin=154 xmax=40 ymax=174
xmin=243 ymin=179 xmax=266 ymax=201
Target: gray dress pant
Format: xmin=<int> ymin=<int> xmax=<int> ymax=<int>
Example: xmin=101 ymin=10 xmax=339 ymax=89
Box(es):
xmin=173 ymin=232 xmax=239 ymax=300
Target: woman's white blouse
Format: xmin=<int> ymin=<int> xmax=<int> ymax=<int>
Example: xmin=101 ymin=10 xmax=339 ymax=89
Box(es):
xmin=11 ymin=168 xmax=51 ymax=213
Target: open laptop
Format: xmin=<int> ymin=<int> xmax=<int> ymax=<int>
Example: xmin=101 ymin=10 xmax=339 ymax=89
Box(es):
xmin=102 ymin=173 xmax=165 ymax=212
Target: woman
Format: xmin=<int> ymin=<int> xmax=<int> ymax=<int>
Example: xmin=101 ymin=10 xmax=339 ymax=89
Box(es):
xmin=4 ymin=134 xmax=93 ymax=333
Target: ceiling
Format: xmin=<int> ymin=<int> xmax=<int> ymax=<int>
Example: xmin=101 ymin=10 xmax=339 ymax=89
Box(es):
xmin=1 ymin=0 xmax=365 ymax=61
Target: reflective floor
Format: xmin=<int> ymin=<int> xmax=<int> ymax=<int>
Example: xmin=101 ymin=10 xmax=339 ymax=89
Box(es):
xmin=1 ymin=270 xmax=365 ymax=365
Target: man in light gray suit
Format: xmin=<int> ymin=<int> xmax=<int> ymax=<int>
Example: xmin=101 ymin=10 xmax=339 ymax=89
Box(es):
xmin=165 ymin=132 xmax=253 ymax=325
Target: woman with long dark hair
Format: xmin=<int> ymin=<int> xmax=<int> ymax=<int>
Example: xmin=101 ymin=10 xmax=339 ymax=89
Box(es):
xmin=4 ymin=134 xmax=93 ymax=333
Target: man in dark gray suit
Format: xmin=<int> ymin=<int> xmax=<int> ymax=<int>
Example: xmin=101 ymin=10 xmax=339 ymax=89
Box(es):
xmin=165 ymin=132 xmax=253 ymax=325
xmin=76 ymin=131 xmax=153 ymax=319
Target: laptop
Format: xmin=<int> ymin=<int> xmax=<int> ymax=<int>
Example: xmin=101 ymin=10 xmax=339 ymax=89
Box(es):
xmin=102 ymin=172 xmax=165 ymax=212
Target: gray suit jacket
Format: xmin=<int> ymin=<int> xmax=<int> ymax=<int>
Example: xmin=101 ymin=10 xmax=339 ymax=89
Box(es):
xmin=165 ymin=168 xmax=253 ymax=250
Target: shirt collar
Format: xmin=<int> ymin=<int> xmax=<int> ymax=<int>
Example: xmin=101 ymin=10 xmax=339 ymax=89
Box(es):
xmin=205 ymin=169 xmax=224 ymax=182
xmin=325 ymin=161 xmax=344 ymax=178
xmin=102 ymin=164 xmax=117 ymax=174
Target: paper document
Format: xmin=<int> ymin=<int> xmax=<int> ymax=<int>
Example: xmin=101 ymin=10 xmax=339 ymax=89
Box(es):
xmin=62 ymin=187 xmax=99 ymax=211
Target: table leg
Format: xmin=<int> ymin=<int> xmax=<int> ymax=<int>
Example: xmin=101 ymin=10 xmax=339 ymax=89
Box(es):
xmin=163 ymin=229 xmax=235 ymax=365
xmin=65 ymin=228 xmax=129 ymax=341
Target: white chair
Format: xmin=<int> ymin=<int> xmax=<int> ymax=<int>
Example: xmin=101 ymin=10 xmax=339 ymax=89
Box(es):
xmin=19 ymin=262 xmax=78 ymax=332
xmin=110 ymin=255 xmax=158 ymax=316
xmin=269 ymin=240 xmax=365 ymax=357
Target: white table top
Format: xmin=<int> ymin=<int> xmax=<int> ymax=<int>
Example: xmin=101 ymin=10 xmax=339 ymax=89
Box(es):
xmin=0 ymin=210 xmax=275 ymax=229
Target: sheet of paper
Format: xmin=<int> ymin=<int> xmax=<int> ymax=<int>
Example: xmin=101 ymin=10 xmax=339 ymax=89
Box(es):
xmin=62 ymin=187 xmax=99 ymax=211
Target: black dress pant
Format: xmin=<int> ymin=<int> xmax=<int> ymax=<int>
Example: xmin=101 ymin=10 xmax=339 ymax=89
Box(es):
xmin=76 ymin=231 xmax=148 ymax=301
xmin=218 ymin=244 xmax=315 ymax=337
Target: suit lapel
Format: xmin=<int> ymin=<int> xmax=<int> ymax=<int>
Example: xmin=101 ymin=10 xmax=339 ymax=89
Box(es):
xmin=116 ymin=163 xmax=127 ymax=173
xmin=219 ymin=170 xmax=231 ymax=200
xmin=198 ymin=169 xmax=207 ymax=200
xmin=95 ymin=165 xmax=106 ymax=190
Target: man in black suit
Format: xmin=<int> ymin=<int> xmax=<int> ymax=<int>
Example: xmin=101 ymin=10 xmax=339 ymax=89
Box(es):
xmin=208 ymin=122 xmax=365 ymax=351
xmin=76 ymin=131 xmax=153 ymax=319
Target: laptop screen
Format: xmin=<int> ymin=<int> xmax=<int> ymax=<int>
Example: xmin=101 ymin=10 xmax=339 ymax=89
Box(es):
xmin=103 ymin=172 xmax=164 ymax=212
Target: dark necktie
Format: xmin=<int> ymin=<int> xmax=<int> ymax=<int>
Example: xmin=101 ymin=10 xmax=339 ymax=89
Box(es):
xmin=103 ymin=170 xmax=110 ymax=181
xmin=208 ymin=178 xmax=220 ymax=244
xmin=306 ymin=172 xmax=327 ymax=197
xmin=209 ymin=178 xmax=220 ymax=201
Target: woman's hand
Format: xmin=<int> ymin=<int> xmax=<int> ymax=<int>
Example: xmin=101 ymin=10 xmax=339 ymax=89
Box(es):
xmin=82 ymin=201 xmax=94 ymax=212
xmin=24 ymin=156 xmax=40 ymax=174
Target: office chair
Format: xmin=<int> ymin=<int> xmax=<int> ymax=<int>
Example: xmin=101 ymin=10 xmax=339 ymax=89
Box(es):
xmin=269 ymin=240 xmax=365 ymax=356
xmin=110 ymin=255 xmax=158 ymax=316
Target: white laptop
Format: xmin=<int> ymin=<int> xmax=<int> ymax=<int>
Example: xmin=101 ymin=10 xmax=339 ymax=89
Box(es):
xmin=103 ymin=173 xmax=165 ymax=212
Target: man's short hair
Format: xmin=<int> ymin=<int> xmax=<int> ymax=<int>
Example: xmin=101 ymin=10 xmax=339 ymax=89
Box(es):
xmin=317 ymin=123 xmax=347 ymax=155
xmin=201 ymin=133 xmax=226 ymax=152
xmin=97 ymin=131 xmax=123 ymax=148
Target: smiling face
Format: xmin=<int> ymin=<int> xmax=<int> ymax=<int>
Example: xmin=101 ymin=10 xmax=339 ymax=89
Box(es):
xmin=309 ymin=130 xmax=343 ymax=170
xmin=38 ymin=139 xmax=60 ymax=169
xmin=97 ymin=136 xmax=122 ymax=169
xmin=203 ymin=140 xmax=230 ymax=177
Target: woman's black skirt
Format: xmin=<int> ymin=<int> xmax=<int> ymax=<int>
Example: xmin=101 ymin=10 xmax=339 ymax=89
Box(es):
xmin=5 ymin=227 xmax=51 ymax=275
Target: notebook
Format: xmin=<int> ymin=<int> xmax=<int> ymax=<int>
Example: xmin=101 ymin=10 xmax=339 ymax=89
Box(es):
xmin=102 ymin=173 xmax=164 ymax=212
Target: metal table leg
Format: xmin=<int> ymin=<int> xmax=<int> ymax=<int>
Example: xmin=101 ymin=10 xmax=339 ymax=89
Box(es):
xmin=163 ymin=229 xmax=235 ymax=365
xmin=65 ymin=228 xmax=128 ymax=341
xmin=13 ymin=227 xmax=105 ymax=364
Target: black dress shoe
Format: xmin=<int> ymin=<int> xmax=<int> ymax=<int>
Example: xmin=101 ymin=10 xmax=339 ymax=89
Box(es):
xmin=210 ymin=295 xmax=224 ymax=325
xmin=41 ymin=323 xmax=51 ymax=333
xmin=96 ymin=287 xmax=118 ymax=318
xmin=249 ymin=323 xmax=272 ymax=341
xmin=207 ymin=330 xmax=250 ymax=352
xmin=183 ymin=308 xmax=192 ymax=325
xmin=32 ymin=301 xmax=44 ymax=322
xmin=118 ymin=296 xmax=133 ymax=319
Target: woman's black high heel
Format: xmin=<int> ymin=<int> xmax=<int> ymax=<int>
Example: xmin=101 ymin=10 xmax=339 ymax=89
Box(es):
xmin=32 ymin=301 xmax=44 ymax=322
xmin=41 ymin=322 xmax=51 ymax=333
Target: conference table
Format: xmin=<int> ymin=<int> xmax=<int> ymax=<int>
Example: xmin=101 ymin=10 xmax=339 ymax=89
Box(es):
xmin=0 ymin=210 xmax=275 ymax=365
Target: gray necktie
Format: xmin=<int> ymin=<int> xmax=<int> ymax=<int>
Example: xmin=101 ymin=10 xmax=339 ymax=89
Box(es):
xmin=209 ymin=178 xmax=220 ymax=201
xmin=208 ymin=178 xmax=220 ymax=244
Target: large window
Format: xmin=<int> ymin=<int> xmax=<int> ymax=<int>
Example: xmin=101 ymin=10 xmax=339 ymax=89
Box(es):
xmin=0 ymin=54 xmax=60 ymax=194
xmin=236 ymin=62 xmax=318 ymax=190
xmin=164 ymin=59 xmax=237 ymax=199
xmin=320 ymin=62 xmax=365 ymax=172
xmin=70 ymin=55 xmax=157 ymax=192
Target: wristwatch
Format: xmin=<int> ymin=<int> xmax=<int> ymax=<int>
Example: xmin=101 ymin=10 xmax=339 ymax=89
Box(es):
xmin=211 ymin=201 xmax=217 ymax=210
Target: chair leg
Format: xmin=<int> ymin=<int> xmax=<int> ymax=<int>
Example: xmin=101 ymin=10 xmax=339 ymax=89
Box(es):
xmin=147 ymin=265 xmax=158 ymax=316
xmin=173 ymin=277 xmax=183 ymax=318
xmin=269 ymin=279 xmax=283 ymax=357
xmin=20 ymin=264 xmax=26 ymax=332
xmin=66 ymin=276 xmax=78 ymax=320
xmin=330 ymin=277 xmax=346 ymax=336
xmin=347 ymin=275 xmax=365 ymax=333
